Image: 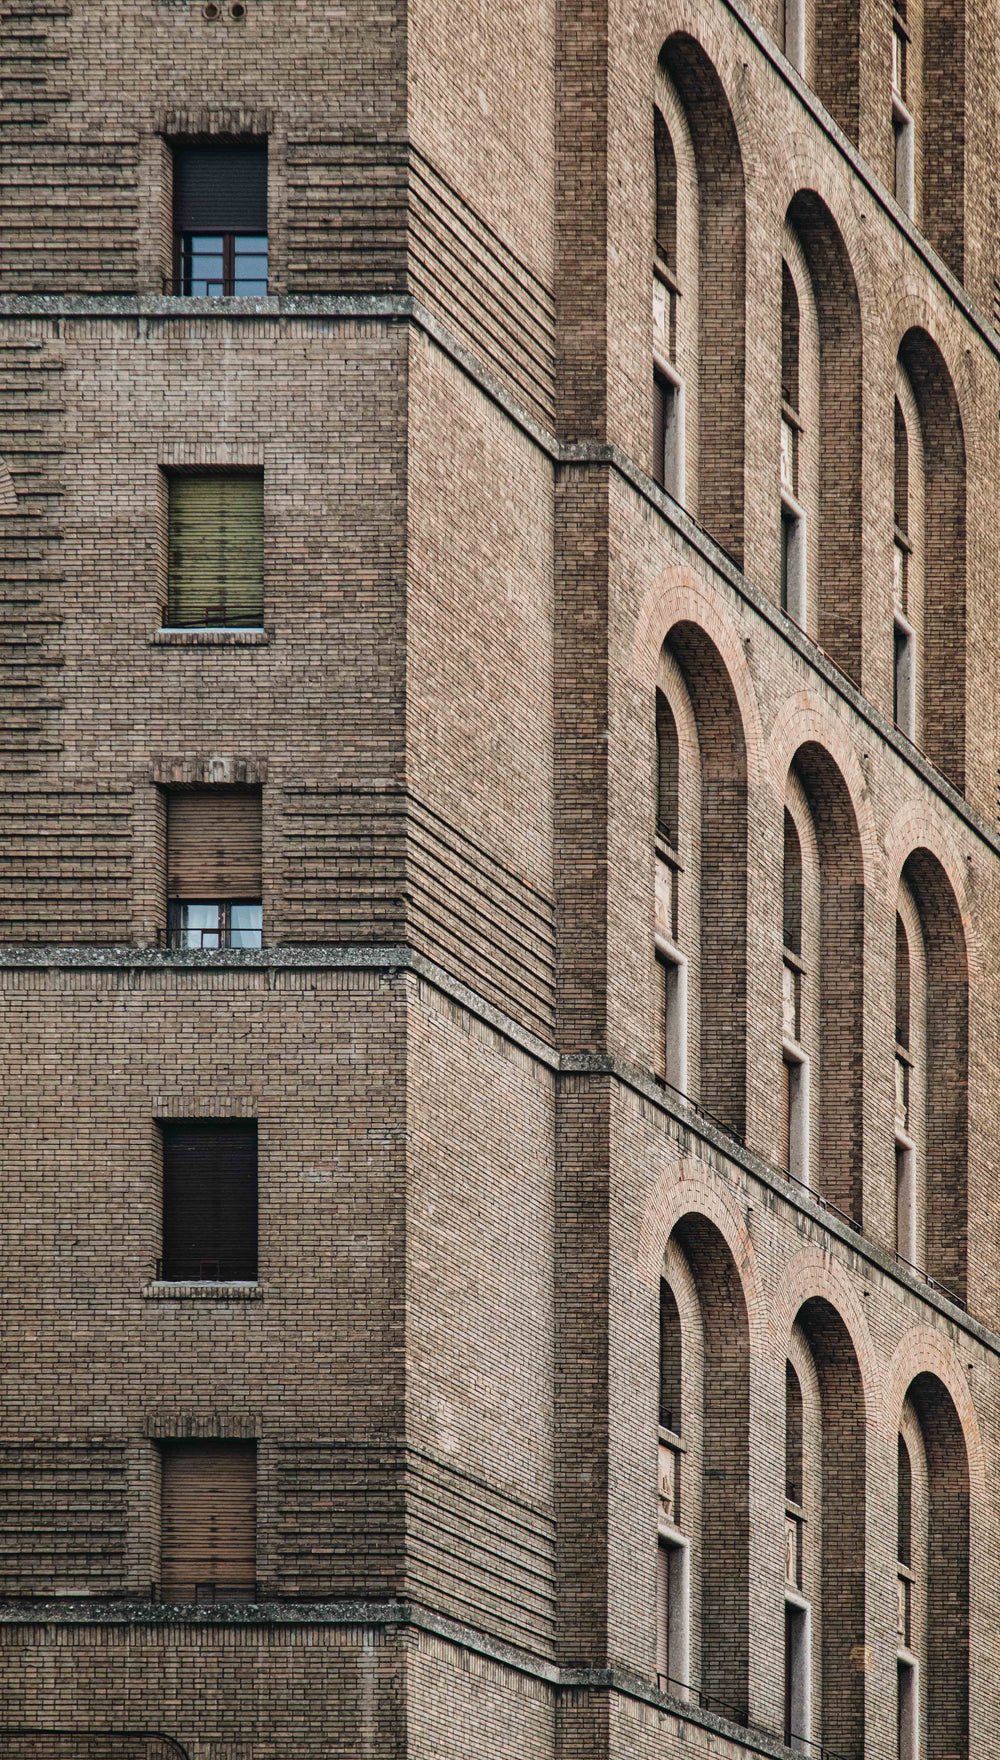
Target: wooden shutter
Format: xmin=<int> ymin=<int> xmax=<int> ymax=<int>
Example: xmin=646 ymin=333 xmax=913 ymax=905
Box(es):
xmin=161 ymin=1120 xmax=258 ymax=1281
xmin=173 ymin=144 xmax=267 ymax=233
xmin=160 ymin=1441 xmax=256 ymax=1601
xmin=167 ymin=789 xmax=262 ymax=900
xmin=167 ymin=474 xmax=264 ymax=627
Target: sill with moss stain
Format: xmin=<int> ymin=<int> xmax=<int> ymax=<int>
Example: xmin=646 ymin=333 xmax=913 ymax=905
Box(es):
xmin=150 ymin=627 xmax=270 ymax=647
xmin=141 ymin=1280 xmax=262 ymax=1300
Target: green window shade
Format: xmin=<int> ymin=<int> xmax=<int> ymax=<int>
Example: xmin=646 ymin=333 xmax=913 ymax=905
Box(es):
xmin=167 ymin=474 xmax=264 ymax=628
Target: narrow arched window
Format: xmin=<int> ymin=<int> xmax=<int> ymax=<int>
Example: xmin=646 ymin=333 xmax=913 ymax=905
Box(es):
xmin=659 ymin=1279 xmax=682 ymax=1433
xmin=780 ymin=263 xmax=806 ymax=625
xmin=656 ymin=691 xmax=679 ymax=845
xmin=893 ymin=396 xmax=917 ymax=738
xmin=781 ymin=809 xmax=809 ymax=1183
xmin=652 ymin=106 xmax=685 ymax=501
xmin=897 ymin=1434 xmax=912 ymax=1566
xmin=785 ymin=1361 xmax=803 ymax=1504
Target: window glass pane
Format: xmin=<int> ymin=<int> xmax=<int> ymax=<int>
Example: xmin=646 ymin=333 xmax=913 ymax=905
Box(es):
xmin=233 ymin=236 xmax=268 ymax=296
xmin=180 ymin=235 xmax=224 ymax=297
xmin=229 ymin=904 xmax=263 ymax=948
xmin=178 ymin=902 xmax=221 ymax=949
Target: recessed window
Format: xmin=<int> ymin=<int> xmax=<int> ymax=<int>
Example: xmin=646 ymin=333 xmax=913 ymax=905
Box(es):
xmin=656 ymin=1536 xmax=690 ymax=1697
xmin=166 ymin=472 xmax=264 ymax=630
xmin=160 ymin=1118 xmax=258 ymax=1283
xmin=166 ymin=787 xmax=262 ymax=949
xmin=159 ymin=1440 xmax=256 ymax=1602
xmin=172 ymin=142 xmax=268 ymax=296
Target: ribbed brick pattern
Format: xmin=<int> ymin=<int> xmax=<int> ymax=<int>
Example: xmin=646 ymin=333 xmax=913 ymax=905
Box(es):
xmin=0 ymin=1441 xmax=127 ymax=1594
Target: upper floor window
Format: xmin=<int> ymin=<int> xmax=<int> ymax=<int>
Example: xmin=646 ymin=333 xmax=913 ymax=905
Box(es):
xmin=159 ymin=1118 xmax=258 ymax=1283
xmin=891 ymin=8 xmax=915 ymax=216
xmin=166 ymin=471 xmax=264 ymax=629
xmin=166 ymin=787 xmax=263 ymax=949
xmin=172 ymin=141 xmax=268 ymax=296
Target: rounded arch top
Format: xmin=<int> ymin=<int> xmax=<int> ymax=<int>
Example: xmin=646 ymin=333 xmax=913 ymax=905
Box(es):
xmin=657 ymin=29 xmax=746 ymax=184
xmin=766 ymin=692 xmax=877 ymax=890
xmin=638 ymin=1157 xmax=763 ymax=1346
xmin=784 ymin=187 xmax=862 ymax=330
xmin=632 ymin=565 xmax=766 ymax=793
xmin=884 ymin=1328 xmax=983 ymax=1499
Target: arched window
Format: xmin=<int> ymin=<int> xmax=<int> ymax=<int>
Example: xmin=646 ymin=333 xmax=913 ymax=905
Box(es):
xmin=897 ymin=1378 xmax=970 ymax=1760
xmin=781 ymin=747 xmax=864 ymax=1220
xmin=653 ymin=627 xmax=748 ymax=1136
xmin=780 ymin=260 xmax=807 ymax=625
xmin=652 ymin=104 xmax=686 ymax=500
xmin=659 ymin=1278 xmax=682 ymax=1432
xmin=895 ymin=331 xmax=966 ymax=789
xmin=898 ymin=851 xmax=968 ymax=1300
xmin=893 ymin=387 xmax=918 ymax=739
xmin=894 ymin=898 xmax=921 ymax=1267
xmin=653 ymin=675 xmax=689 ymax=1093
xmin=781 ymin=805 xmax=811 ymax=1183
xmin=789 ymin=1300 xmax=866 ymax=1758
xmin=655 ymin=1221 xmax=750 ymax=1715
xmin=785 ymin=1361 xmax=804 ymax=1504
xmin=655 ymin=35 xmax=746 ymax=562
xmin=782 ymin=195 xmax=862 ymax=680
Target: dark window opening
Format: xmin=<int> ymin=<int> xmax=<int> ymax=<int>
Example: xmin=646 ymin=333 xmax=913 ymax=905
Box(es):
xmin=172 ymin=142 xmax=268 ymax=296
xmin=785 ymin=1360 xmax=803 ymax=1503
xmin=659 ymin=1278 xmax=682 ymax=1433
xmin=160 ymin=1119 xmax=258 ymax=1283
xmin=897 ymin=1434 xmax=912 ymax=1567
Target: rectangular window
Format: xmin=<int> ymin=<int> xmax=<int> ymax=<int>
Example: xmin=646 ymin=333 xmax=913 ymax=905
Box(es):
xmin=897 ymin=1656 xmax=918 ymax=1760
xmin=160 ymin=1119 xmax=258 ymax=1282
xmin=784 ymin=1598 xmax=811 ymax=1751
xmin=166 ymin=472 xmax=264 ymax=629
xmin=159 ymin=1440 xmax=256 ymax=1602
xmin=656 ymin=1537 xmax=690 ymax=1698
xmin=653 ymin=365 xmax=685 ymax=503
xmin=173 ymin=142 xmax=268 ymax=295
xmin=781 ymin=501 xmax=806 ymax=627
xmin=166 ymin=787 xmax=262 ymax=948
xmin=894 ymin=615 xmax=916 ymax=740
xmin=782 ymin=1049 xmax=809 ymax=1186
xmin=896 ymin=1141 xmax=917 ymax=1266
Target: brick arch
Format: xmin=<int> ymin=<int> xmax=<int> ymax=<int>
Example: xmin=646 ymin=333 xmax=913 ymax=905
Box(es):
xmin=896 ymin=326 xmax=967 ymax=790
xmin=785 ymin=190 xmax=863 ymax=686
xmin=887 ymin=831 xmax=969 ymax=1297
xmin=632 ymin=567 xmax=766 ymax=792
xmin=667 ymin=1206 xmax=752 ymax=1720
xmin=768 ymin=1247 xmax=877 ymax=1401
xmin=886 ymin=1339 xmax=973 ymax=1760
xmin=793 ymin=1292 xmax=867 ymax=1759
xmin=0 ymin=455 xmax=16 ymax=515
xmin=766 ymin=692 xmax=878 ymax=889
xmin=882 ymin=799 xmax=976 ymax=977
xmin=658 ymin=31 xmax=745 ymax=564
xmin=638 ymin=1157 xmax=762 ymax=1332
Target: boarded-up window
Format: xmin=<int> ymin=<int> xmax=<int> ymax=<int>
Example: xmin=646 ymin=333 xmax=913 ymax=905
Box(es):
xmin=160 ymin=1120 xmax=258 ymax=1281
xmin=159 ymin=1440 xmax=256 ymax=1602
xmin=166 ymin=474 xmax=264 ymax=627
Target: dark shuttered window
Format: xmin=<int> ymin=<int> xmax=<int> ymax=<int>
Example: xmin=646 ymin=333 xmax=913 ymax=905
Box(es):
xmin=172 ymin=142 xmax=267 ymax=295
xmin=166 ymin=788 xmax=262 ymax=948
xmin=166 ymin=473 xmax=264 ymax=629
xmin=160 ymin=1120 xmax=258 ymax=1282
xmin=159 ymin=1441 xmax=257 ymax=1602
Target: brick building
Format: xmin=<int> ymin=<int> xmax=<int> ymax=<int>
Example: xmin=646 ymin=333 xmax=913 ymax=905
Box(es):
xmin=0 ymin=0 xmax=997 ymax=1756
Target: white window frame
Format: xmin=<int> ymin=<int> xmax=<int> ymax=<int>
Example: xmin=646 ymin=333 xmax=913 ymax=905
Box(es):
xmin=654 ymin=350 xmax=686 ymax=506
xmin=655 ymin=932 xmax=688 ymax=1095
xmin=785 ymin=1590 xmax=812 ymax=1753
xmin=657 ymin=1528 xmax=691 ymax=1700
xmin=782 ymin=1037 xmax=810 ymax=1187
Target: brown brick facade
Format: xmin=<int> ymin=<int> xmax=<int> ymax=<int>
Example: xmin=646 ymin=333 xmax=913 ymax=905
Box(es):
xmin=2 ymin=0 xmax=1000 ymax=1757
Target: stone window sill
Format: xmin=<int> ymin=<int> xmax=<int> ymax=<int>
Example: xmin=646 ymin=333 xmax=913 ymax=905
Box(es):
xmin=150 ymin=628 xmax=270 ymax=647
xmin=141 ymin=1281 xmax=262 ymax=1301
